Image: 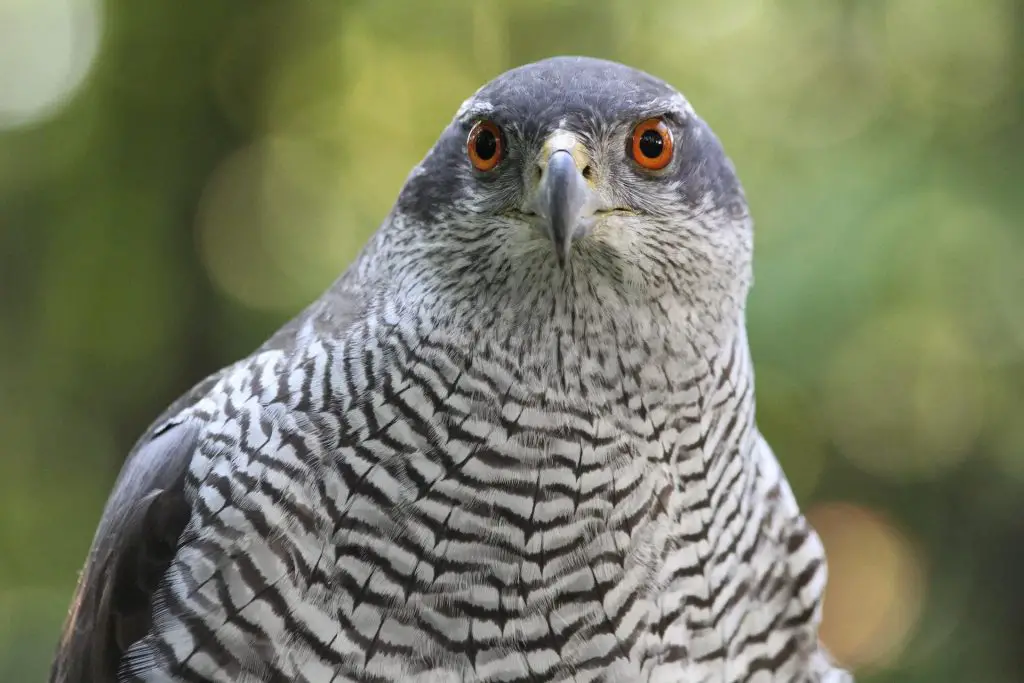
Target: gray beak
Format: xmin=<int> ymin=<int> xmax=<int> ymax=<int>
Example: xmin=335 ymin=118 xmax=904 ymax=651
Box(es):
xmin=536 ymin=149 xmax=591 ymax=268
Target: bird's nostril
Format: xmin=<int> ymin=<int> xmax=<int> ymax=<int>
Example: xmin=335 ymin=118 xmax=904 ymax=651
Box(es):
xmin=581 ymin=165 xmax=593 ymax=180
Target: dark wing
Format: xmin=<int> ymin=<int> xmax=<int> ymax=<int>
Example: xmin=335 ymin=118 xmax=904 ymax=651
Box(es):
xmin=50 ymin=269 xmax=370 ymax=682
xmin=49 ymin=416 xmax=200 ymax=683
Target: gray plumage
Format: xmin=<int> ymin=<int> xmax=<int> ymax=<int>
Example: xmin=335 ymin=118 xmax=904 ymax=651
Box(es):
xmin=51 ymin=56 xmax=851 ymax=682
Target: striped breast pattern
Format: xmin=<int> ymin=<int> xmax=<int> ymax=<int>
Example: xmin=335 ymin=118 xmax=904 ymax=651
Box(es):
xmin=119 ymin=317 xmax=843 ymax=683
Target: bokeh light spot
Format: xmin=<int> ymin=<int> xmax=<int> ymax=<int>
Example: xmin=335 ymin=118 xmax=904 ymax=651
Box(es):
xmin=197 ymin=139 xmax=329 ymax=312
xmin=811 ymin=502 xmax=926 ymax=671
xmin=0 ymin=0 xmax=102 ymax=130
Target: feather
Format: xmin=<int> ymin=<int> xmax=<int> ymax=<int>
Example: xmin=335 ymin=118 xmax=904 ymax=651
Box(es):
xmin=49 ymin=419 xmax=199 ymax=683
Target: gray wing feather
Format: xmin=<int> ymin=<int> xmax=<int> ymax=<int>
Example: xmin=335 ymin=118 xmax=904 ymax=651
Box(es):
xmin=49 ymin=417 xmax=200 ymax=683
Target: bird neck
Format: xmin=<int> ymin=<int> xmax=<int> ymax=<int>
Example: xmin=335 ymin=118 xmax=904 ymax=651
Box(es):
xmin=372 ymin=280 xmax=752 ymax=427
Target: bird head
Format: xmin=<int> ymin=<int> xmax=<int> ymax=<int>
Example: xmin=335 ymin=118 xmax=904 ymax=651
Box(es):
xmin=388 ymin=57 xmax=754 ymax=330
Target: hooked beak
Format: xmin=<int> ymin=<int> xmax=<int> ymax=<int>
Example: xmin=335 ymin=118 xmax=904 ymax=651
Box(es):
xmin=535 ymin=148 xmax=593 ymax=268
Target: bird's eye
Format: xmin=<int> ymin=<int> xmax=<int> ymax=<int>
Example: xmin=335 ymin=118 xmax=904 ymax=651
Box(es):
xmin=467 ymin=120 xmax=505 ymax=171
xmin=630 ymin=118 xmax=674 ymax=171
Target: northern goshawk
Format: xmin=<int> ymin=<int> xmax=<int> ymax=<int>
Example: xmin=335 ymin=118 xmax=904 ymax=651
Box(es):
xmin=51 ymin=56 xmax=850 ymax=683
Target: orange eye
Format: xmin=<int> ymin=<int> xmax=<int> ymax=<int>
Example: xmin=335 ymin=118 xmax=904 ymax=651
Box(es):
xmin=630 ymin=118 xmax=673 ymax=170
xmin=467 ymin=120 xmax=504 ymax=171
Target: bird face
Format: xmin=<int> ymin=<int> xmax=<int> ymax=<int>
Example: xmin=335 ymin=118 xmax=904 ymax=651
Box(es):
xmin=465 ymin=113 xmax=699 ymax=270
xmin=394 ymin=57 xmax=754 ymax=316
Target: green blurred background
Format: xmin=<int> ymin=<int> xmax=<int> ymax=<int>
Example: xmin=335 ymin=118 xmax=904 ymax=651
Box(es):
xmin=1 ymin=0 xmax=1022 ymax=680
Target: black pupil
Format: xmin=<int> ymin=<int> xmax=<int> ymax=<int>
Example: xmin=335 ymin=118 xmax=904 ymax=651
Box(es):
xmin=475 ymin=129 xmax=497 ymax=160
xmin=638 ymin=129 xmax=664 ymax=158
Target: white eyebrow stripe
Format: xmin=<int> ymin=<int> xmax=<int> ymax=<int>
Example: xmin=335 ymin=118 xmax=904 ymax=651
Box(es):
xmin=456 ymin=99 xmax=495 ymax=121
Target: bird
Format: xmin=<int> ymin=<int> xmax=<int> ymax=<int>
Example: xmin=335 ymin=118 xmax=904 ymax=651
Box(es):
xmin=50 ymin=56 xmax=852 ymax=683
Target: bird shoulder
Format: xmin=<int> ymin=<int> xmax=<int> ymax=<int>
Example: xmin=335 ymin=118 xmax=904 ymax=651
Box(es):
xmin=49 ymin=413 xmax=201 ymax=683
